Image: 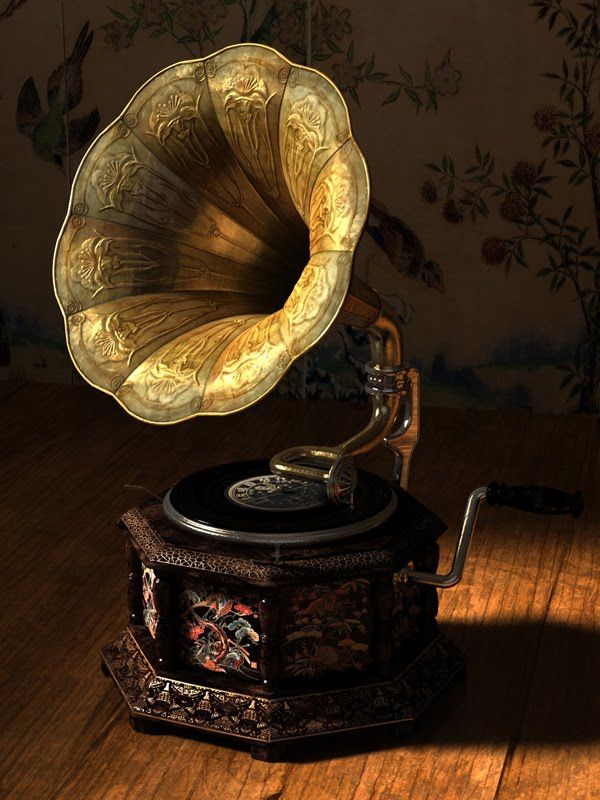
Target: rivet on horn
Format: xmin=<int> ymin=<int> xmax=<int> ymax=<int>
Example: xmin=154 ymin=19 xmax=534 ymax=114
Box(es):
xmin=66 ymin=300 xmax=82 ymax=315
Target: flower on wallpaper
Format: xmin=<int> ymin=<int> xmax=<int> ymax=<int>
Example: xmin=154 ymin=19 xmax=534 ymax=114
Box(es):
xmin=104 ymin=19 xmax=135 ymax=50
xmin=16 ymin=22 xmax=99 ymax=169
xmin=480 ymin=237 xmax=509 ymax=266
xmin=441 ymin=197 xmax=464 ymax=225
xmin=331 ymin=59 xmax=362 ymax=93
xmin=382 ymin=49 xmax=462 ymax=113
xmin=533 ymin=103 xmax=559 ymax=133
xmin=430 ymin=60 xmax=461 ymax=96
xmin=420 ymin=180 xmax=438 ymax=203
xmin=584 ymin=122 xmax=600 ymax=154
xmin=324 ymin=5 xmax=351 ymax=40
xmin=177 ymin=0 xmax=226 ymax=39
xmin=422 ymin=1 xmax=600 ymax=412
xmin=271 ymin=7 xmax=305 ymax=50
xmin=142 ymin=0 xmax=167 ymax=25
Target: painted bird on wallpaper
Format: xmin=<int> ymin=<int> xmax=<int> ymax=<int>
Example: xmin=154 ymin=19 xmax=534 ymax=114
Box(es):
xmin=366 ymin=199 xmax=445 ymax=293
xmin=16 ymin=21 xmax=99 ymax=169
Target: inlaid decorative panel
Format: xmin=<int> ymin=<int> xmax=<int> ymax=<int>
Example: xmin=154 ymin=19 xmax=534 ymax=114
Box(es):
xmin=141 ymin=565 xmax=158 ymax=639
xmin=177 ymin=581 xmax=260 ymax=679
xmin=281 ymin=578 xmax=372 ymax=678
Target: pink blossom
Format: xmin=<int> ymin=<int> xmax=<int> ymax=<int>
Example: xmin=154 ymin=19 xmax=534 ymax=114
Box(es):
xmin=186 ymin=624 xmax=205 ymax=640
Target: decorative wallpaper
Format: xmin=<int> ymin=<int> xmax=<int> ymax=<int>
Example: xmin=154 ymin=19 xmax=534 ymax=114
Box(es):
xmin=1 ymin=0 xmax=598 ymax=412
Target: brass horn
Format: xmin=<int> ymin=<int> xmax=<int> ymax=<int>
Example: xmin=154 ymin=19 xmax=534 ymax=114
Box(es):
xmin=53 ymin=43 xmax=419 ymax=503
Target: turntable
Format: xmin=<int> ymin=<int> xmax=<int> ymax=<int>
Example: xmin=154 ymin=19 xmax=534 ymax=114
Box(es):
xmin=53 ymin=43 xmax=583 ymax=760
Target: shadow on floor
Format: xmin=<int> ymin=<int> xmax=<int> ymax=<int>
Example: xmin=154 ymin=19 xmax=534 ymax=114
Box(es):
xmin=283 ymin=619 xmax=599 ymax=761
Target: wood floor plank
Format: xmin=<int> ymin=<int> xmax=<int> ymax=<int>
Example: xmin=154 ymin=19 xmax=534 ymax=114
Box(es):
xmin=0 ymin=380 xmax=26 ymax=406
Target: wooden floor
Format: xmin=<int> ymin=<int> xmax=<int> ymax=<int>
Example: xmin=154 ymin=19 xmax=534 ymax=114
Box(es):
xmin=0 ymin=381 xmax=598 ymax=800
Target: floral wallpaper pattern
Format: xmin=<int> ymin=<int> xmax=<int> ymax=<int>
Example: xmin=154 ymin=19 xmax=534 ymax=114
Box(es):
xmin=100 ymin=1 xmax=462 ymax=109
xmin=1 ymin=0 xmax=597 ymax=415
xmin=423 ymin=1 xmax=600 ymax=412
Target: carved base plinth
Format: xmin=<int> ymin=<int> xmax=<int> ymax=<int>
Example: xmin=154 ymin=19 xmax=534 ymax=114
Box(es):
xmin=101 ymin=628 xmax=466 ymax=761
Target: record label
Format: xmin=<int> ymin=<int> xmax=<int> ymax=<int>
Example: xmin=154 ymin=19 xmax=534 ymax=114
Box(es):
xmin=227 ymin=475 xmax=327 ymax=512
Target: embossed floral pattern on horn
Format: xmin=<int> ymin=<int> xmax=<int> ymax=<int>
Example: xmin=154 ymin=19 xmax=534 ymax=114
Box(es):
xmin=283 ymin=97 xmax=329 ymax=214
xmin=217 ymin=65 xmax=278 ymax=197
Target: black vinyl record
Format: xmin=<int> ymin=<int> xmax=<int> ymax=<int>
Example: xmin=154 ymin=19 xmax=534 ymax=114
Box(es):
xmin=163 ymin=460 xmax=396 ymax=545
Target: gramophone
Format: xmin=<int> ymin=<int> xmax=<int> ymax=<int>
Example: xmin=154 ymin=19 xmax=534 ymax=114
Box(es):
xmin=53 ymin=44 xmax=582 ymax=761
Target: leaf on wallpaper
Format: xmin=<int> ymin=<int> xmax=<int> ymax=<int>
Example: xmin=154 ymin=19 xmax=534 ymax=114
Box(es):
xmin=16 ymin=21 xmax=99 ymax=169
xmin=366 ymin=199 xmax=444 ymax=292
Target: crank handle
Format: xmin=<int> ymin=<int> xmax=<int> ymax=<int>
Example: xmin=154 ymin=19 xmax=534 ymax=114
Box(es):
xmin=400 ymin=483 xmax=583 ymax=589
xmin=486 ymin=482 xmax=583 ymax=517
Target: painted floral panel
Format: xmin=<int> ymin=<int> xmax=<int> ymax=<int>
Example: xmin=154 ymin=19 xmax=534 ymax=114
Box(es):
xmin=142 ymin=565 xmax=158 ymax=638
xmin=178 ymin=582 xmax=260 ymax=679
xmin=281 ymin=578 xmax=372 ymax=678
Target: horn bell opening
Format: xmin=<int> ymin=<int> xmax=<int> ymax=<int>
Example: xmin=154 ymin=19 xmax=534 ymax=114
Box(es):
xmin=53 ymin=43 xmax=370 ymax=423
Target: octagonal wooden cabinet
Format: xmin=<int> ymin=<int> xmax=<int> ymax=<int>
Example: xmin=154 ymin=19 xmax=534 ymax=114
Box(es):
xmin=101 ymin=489 xmax=466 ymax=761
